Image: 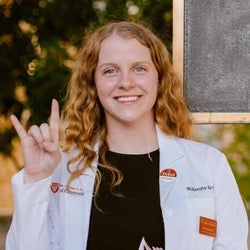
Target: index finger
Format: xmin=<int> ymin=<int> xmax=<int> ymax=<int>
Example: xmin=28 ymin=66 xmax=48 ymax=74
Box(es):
xmin=10 ymin=115 xmax=28 ymax=140
xmin=49 ymin=99 xmax=60 ymax=143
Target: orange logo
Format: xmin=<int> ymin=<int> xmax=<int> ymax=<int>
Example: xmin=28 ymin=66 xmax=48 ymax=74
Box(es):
xmin=199 ymin=216 xmax=217 ymax=237
xmin=50 ymin=182 xmax=61 ymax=193
xmin=160 ymin=169 xmax=177 ymax=182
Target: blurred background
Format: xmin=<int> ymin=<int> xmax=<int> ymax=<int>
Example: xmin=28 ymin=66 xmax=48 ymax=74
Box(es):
xmin=0 ymin=0 xmax=249 ymax=248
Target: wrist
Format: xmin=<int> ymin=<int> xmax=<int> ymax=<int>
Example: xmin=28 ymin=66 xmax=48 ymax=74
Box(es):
xmin=23 ymin=171 xmax=52 ymax=184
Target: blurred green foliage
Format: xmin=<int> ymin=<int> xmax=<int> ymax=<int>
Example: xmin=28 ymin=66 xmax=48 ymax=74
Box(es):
xmin=1 ymin=0 xmax=250 ymax=215
xmin=215 ymin=124 xmax=250 ymax=214
xmin=195 ymin=124 xmax=250 ymax=215
xmin=0 ymin=0 xmax=172 ymax=155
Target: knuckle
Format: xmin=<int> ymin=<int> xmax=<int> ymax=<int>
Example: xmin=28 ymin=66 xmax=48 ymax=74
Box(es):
xmin=28 ymin=125 xmax=39 ymax=133
xmin=40 ymin=123 xmax=49 ymax=129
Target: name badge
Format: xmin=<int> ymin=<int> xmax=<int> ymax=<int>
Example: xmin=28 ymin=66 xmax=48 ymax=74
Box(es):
xmin=160 ymin=168 xmax=177 ymax=182
xmin=199 ymin=216 xmax=217 ymax=237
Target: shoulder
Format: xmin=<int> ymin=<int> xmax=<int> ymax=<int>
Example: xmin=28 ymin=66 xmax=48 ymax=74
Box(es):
xmin=172 ymin=137 xmax=230 ymax=179
xmin=157 ymin=125 xmax=223 ymax=159
xmin=177 ymin=137 xmax=226 ymax=164
xmin=177 ymin=137 xmax=222 ymax=155
xmin=158 ymin=132 xmax=228 ymax=173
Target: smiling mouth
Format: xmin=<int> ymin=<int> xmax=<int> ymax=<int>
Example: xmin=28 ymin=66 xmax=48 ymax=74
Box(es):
xmin=115 ymin=95 xmax=141 ymax=102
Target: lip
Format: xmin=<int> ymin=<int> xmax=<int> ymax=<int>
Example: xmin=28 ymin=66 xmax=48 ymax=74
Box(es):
xmin=115 ymin=95 xmax=141 ymax=102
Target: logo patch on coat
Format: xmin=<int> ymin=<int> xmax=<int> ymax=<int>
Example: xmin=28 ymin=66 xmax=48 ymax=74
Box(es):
xmin=50 ymin=182 xmax=84 ymax=195
xmin=160 ymin=168 xmax=177 ymax=182
xmin=51 ymin=182 xmax=60 ymax=193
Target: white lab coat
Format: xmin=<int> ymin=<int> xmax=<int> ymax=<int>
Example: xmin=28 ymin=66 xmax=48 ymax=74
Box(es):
xmin=6 ymin=127 xmax=248 ymax=250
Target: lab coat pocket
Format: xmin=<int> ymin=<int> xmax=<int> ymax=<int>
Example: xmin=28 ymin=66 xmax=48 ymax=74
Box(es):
xmin=188 ymin=197 xmax=215 ymax=250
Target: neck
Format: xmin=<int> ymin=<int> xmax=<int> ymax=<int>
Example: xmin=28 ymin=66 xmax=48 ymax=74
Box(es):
xmin=106 ymin=119 xmax=158 ymax=154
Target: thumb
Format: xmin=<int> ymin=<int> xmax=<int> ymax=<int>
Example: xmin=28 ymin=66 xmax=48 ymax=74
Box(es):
xmin=43 ymin=141 xmax=60 ymax=153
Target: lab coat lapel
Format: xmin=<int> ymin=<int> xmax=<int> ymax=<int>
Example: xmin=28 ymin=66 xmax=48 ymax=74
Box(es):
xmin=156 ymin=127 xmax=185 ymax=207
xmin=61 ymin=147 xmax=98 ymax=250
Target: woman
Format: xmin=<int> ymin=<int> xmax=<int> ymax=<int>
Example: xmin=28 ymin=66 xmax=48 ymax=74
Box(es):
xmin=7 ymin=21 xmax=248 ymax=250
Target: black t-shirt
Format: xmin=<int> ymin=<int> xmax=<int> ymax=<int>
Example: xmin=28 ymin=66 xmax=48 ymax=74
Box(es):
xmin=87 ymin=149 xmax=165 ymax=250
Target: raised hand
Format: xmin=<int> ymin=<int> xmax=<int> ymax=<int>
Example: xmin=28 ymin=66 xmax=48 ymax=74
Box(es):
xmin=10 ymin=99 xmax=61 ymax=183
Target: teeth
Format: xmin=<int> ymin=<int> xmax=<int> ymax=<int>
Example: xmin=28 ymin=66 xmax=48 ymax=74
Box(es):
xmin=116 ymin=96 xmax=139 ymax=102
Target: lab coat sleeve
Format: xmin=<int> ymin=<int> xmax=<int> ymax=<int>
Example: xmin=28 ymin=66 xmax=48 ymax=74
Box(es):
xmin=212 ymin=152 xmax=249 ymax=249
xmin=6 ymin=170 xmax=51 ymax=250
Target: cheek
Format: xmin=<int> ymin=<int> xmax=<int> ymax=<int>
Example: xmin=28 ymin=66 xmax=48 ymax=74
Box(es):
xmin=150 ymin=77 xmax=159 ymax=104
xmin=152 ymin=87 xmax=158 ymax=106
xmin=95 ymin=83 xmax=104 ymax=97
xmin=140 ymin=75 xmax=158 ymax=95
xmin=95 ymin=79 xmax=115 ymax=101
xmin=95 ymin=76 xmax=108 ymax=96
xmin=96 ymin=86 xmax=107 ymax=110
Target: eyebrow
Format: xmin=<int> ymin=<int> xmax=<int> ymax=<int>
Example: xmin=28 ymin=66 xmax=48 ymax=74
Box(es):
xmin=97 ymin=61 xmax=152 ymax=68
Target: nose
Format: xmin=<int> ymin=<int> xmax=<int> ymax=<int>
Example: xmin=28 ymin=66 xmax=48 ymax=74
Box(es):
xmin=118 ymin=71 xmax=135 ymax=90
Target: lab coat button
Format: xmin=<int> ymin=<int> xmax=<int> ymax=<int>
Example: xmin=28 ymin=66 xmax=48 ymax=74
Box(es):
xmin=164 ymin=209 xmax=174 ymax=218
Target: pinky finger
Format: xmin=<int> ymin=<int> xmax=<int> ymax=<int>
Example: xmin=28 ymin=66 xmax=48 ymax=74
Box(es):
xmin=10 ymin=115 xmax=28 ymax=140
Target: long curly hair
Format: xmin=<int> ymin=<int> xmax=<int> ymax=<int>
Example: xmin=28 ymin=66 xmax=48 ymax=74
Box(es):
xmin=61 ymin=21 xmax=193 ymax=198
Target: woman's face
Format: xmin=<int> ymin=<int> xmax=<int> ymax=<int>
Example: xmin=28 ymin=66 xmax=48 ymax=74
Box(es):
xmin=94 ymin=34 xmax=158 ymax=127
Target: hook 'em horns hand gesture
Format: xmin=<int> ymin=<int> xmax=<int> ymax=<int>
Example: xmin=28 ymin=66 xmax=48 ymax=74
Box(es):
xmin=10 ymin=99 xmax=61 ymax=184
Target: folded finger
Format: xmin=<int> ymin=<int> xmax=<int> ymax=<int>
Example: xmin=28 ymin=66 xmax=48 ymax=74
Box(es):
xmin=28 ymin=125 xmax=44 ymax=147
xmin=40 ymin=123 xmax=51 ymax=142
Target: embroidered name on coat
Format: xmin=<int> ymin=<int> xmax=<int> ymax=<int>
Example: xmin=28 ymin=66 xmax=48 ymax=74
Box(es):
xmin=50 ymin=182 xmax=84 ymax=195
xmin=186 ymin=185 xmax=214 ymax=192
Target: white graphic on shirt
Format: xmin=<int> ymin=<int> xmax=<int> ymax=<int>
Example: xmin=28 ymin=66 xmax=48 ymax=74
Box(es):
xmin=138 ymin=237 xmax=164 ymax=250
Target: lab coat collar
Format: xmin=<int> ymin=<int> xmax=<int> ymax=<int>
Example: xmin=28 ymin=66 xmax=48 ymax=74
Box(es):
xmin=92 ymin=124 xmax=185 ymax=172
xmin=156 ymin=125 xmax=185 ymax=170
xmin=156 ymin=125 xmax=187 ymax=208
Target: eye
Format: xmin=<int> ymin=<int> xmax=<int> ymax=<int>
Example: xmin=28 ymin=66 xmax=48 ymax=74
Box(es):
xmin=104 ymin=68 xmax=118 ymax=76
xmin=134 ymin=66 xmax=146 ymax=73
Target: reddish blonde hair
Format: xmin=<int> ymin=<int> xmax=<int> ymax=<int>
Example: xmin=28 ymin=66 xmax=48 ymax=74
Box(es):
xmin=61 ymin=21 xmax=193 ymax=195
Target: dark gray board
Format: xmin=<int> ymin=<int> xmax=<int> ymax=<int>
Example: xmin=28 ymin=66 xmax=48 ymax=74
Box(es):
xmin=184 ymin=0 xmax=250 ymax=112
